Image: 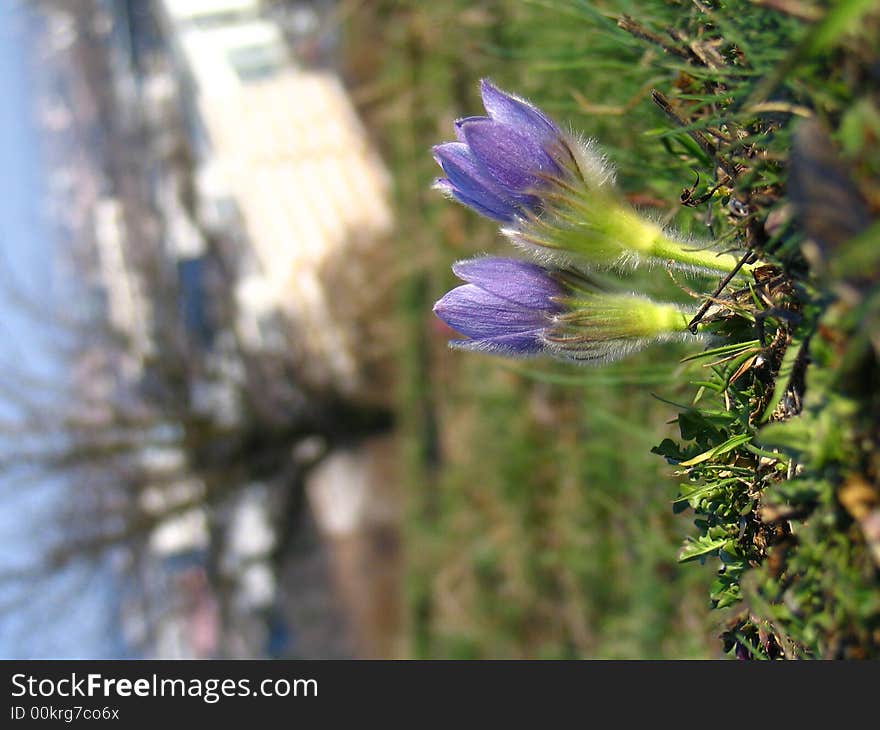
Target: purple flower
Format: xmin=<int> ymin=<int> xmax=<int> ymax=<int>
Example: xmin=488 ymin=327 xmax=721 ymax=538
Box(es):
xmin=432 ymin=80 xmax=566 ymax=222
xmin=432 ymin=257 xmax=565 ymax=354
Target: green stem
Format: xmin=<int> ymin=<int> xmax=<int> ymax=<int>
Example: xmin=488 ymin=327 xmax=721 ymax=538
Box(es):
xmin=650 ymin=232 xmax=754 ymax=278
xmin=605 ymin=206 xmax=756 ymax=277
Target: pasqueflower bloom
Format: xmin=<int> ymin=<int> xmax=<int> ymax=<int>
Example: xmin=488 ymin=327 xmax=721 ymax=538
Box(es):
xmin=433 ymin=257 xmax=692 ymax=363
xmin=433 ymin=257 xmax=564 ymax=355
xmin=433 ymin=79 xmax=751 ymax=278
xmin=432 ymin=79 xmax=572 ymax=223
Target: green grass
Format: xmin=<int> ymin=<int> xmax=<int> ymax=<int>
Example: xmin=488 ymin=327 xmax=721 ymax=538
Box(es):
xmin=342 ymin=0 xmax=880 ymax=658
xmin=342 ymin=0 xmax=720 ymax=658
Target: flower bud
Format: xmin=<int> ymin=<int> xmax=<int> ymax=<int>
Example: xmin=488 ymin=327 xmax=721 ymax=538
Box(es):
xmin=433 ymin=257 xmax=694 ymax=363
xmin=432 ymin=257 xmax=564 ymax=355
xmin=433 ymin=79 xmax=753 ymax=278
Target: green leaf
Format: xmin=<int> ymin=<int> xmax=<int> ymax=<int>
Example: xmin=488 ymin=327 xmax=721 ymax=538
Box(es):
xmin=651 ymin=438 xmax=689 ymax=463
xmin=760 ymin=336 xmax=805 ymax=423
xmin=679 ymin=534 xmax=732 ymax=563
xmin=802 ymin=0 xmax=879 ymax=56
xmin=681 ymin=340 xmax=761 ymax=363
xmin=673 ymin=477 xmax=740 ymax=504
xmin=678 ymin=433 xmax=753 ymax=466
xmin=756 ymin=418 xmax=813 ymax=454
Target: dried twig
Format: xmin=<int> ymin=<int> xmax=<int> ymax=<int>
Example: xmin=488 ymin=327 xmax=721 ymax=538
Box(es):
xmin=651 ymin=89 xmax=741 ymax=180
xmin=687 ymin=249 xmax=757 ymax=333
xmin=617 ymin=15 xmax=692 ymax=59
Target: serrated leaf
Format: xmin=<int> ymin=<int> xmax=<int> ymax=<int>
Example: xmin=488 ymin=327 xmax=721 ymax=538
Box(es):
xmin=679 ymin=534 xmax=732 ymax=563
xmin=651 ymin=438 xmax=689 ymax=463
xmin=674 ymin=477 xmax=740 ymax=504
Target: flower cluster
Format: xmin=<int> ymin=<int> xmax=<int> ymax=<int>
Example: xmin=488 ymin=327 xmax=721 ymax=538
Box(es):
xmin=432 ymin=80 xmax=752 ymax=363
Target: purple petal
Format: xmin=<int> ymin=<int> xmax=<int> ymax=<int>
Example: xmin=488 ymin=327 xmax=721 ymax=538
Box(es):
xmin=480 ymin=79 xmax=560 ymax=143
xmin=449 ymin=189 xmax=516 ymax=223
xmin=435 ymin=178 xmax=515 ymax=223
xmin=454 ymin=115 xmax=485 ymax=142
xmin=433 ymin=283 xmax=551 ymax=340
xmin=461 ymin=119 xmax=560 ymax=195
xmin=451 ymin=257 xmax=564 ymax=310
xmin=451 ymin=329 xmax=545 ymax=355
xmin=432 ymin=142 xmax=520 ymax=221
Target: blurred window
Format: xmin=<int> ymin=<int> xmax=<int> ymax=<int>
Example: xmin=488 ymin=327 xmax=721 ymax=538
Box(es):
xmin=177 ymin=257 xmax=214 ymax=348
xmin=191 ymin=11 xmax=250 ymax=29
xmin=226 ymin=43 xmax=281 ymax=82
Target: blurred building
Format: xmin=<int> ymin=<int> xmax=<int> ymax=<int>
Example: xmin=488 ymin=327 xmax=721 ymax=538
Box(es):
xmin=32 ymin=0 xmax=400 ymax=659
xmin=92 ymin=198 xmax=154 ymax=376
xmin=149 ymin=0 xmax=401 ymax=657
xmin=156 ymin=0 xmax=394 ymax=400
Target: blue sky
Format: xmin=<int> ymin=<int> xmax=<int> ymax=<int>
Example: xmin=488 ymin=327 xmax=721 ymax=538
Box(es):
xmin=0 ymin=1 xmax=121 ymax=658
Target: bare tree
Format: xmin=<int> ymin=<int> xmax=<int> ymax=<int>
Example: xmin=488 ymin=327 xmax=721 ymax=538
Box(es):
xmin=1 ymin=0 xmax=392 ymax=657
